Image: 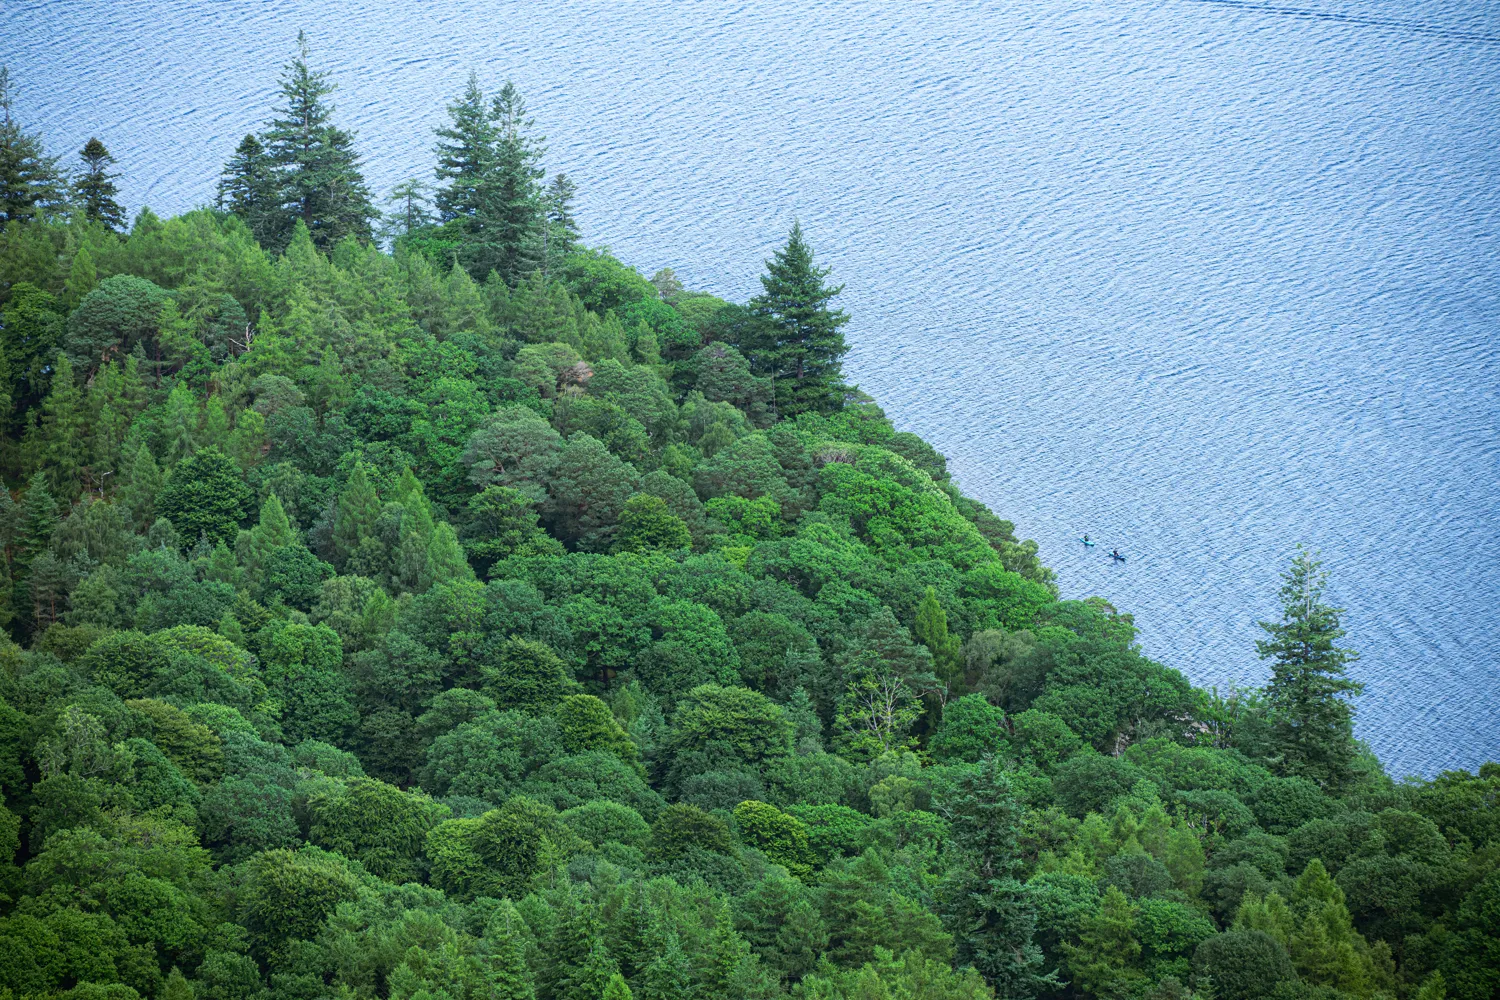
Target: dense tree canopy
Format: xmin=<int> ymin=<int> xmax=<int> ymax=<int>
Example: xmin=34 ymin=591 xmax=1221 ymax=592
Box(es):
xmin=0 ymin=48 xmax=1490 ymax=1000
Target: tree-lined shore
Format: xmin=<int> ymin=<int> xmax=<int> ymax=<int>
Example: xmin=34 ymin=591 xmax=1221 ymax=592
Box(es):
xmin=0 ymin=36 xmax=1495 ymax=1000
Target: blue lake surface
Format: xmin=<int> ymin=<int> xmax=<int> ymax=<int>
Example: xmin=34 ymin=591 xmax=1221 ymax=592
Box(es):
xmin=5 ymin=0 xmax=1498 ymax=777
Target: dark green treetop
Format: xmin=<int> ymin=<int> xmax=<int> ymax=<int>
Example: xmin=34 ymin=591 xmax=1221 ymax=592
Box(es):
xmin=73 ymin=137 xmax=126 ymax=230
xmin=0 ymin=67 xmax=67 ymax=224
xmin=256 ymin=31 xmax=377 ymax=251
xmin=749 ymin=221 xmax=851 ymax=415
xmin=1256 ymin=547 xmax=1363 ymax=789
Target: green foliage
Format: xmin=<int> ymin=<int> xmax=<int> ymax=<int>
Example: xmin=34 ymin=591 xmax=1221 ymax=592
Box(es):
xmin=734 ymin=800 xmax=815 ymax=877
xmin=615 ymin=493 xmax=690 ymax=553
xmin=306 ymin=775 xmax=449 ymax=882
xmin=155 ymin=446 xmax=252 ymax=545
xmin=1193 ymin=930 xmax=1296 ymax=1000
xmin=0 ymin=83 xmax=1482 ymax=1000
xmin=748 ymin=221 xmax=850 ymax=414
xmin=250 ymin=33 xmax=377 ymax=251
xmin=930 ymin=694 xmax=1010 ymax=763
xmin=1256 ymin=548 xmax=1363 ymax=790
xmin=482 ymin=637 xmax=577 ymax=711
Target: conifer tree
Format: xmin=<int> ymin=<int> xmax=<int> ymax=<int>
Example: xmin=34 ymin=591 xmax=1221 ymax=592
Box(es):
xmin=638 ymin=930 xmax=694 ymax=1000
xmin=202 ymin=394 xmax=230 ymax=450
xmin=701 ymin=904 xmax=749 ymax=995
xmin=421 ymin=521 xmax=475 ymax=591
xmin=73 ymin=137 xmax=126 ymax=230
xmin=1287 ymin=859 xmax=1372 ymax=993
xmin=434 ymin=72 xmax=497 ymax=223
xmin=62 ymin=243 xmax=98 ymax=311
xmin=382 ymin=178 xmax=435 ymax=243
xmin=161 ymin=381 xmax=201 ymax=465
xmin=750 ymin=221 xmax=850 ymax=415
xmin=543 ymin=888 xmax=599 ymax=1000
xmin=564 ymin=942 xmax=618 ymax=1000
xmin=161 ymin=968 xmax=193 ymax=1000
xmin=394 ymin=470 xmax=437 ymax=593
xmin=258 ymin=32 xmax=376 ymax=251
xmin=0 ymin=67 xmax=66 ymax=224
xmin=1062 ymin=885 xmax=1144 ymax=995
xmin=38 ymin=354 xmax=87 ymax=499
xmin=332 ymin=463 xmax=382 ymax=569
xmin=217 ymin=133 xmax=278 ymax=243
xmin=1256 ymin=547 xmax=1363 ymax=789
xmin=240 ymin=493 xmax=297 ymax=583
xmin=601 ymin=973 xmax=633 ymax=1000
xmin=466 ymin=81 xmax=545 ymax=282
xmin=486 ymin=900 xmax=537 ymax=1000
xmin=11 ymin=474 xmax=57 ymax=631
xmin=226 ymin=407 xmax=268 ymax=472
xmin=546 ymin=173 xmax=579 ymax=253
xmin=0 ymin=489 xmax=18 ymax=631
xmin=914 ymin=586 xmax=963 ymax=697
xmin=118 ymin=440 xmax=162 ymax=528
xmin=939 ymin=755 xmax=1052 ymax=998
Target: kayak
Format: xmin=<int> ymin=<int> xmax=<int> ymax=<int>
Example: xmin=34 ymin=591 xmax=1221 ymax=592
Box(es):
xmin=1079 ymin=538 xmax=1095 ymax=547
xmin=1110 ymin=553 xmax=1126 ymax=562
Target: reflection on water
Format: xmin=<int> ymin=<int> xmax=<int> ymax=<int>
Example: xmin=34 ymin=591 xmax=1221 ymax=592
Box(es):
xmin=5 ymin=0 xmax=1498 ymax=775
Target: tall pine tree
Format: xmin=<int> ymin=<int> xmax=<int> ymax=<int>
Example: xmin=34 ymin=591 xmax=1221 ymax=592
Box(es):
xmin=750 ymin=221 xmax=850 ymax=415
xmin=217 ymin=133 xmax=278 ymax=242
xmin=257 ymin=32 xmax=376 ymax=251
xmin=433 ymin=72 xmax=497 ymax=223
xmin=466 ymin=81 xmax=545 ymax=283
xmin=1256 ymin=547 xmax=1363 ymax=789
xmin=0 ymin=67 xmax=66 ymax=224
xmin=73 ymin=137 xmax=126 ymax=230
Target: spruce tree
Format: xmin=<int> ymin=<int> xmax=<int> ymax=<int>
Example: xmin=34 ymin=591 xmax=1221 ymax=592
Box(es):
xmin=0 ymin=67 xmax=66 ymax=224
xmin=11 ymin=473 xmax=57 ymax=633
xmin=332 ymin=463 xmax=383 ymax=569
xmin=73 ymin=137 xmax=126 ymax=230
xmin=258 ymin=32 xmax=376 ymax=251
xmin=564 ymin=942 xmax=618 ymax=1000
xmin=637 ymin=931 xmax=694 ymax=1000
xmin=161 ymin=381 xmax=201 ymax=464
xmin=118 ymin=440 xmax=162 ymax=529
xmin=217 ymin=133 xmax=278 ymax=243
xmin=466 ymin=81 xmax=545 ymax=282
xmin=434 ymin=72 xmax=497 ymax=222
xmin=161 ymin=968 xmax=193 ymax=1000
xmin=1256 ymin=547 xmax=1363 ymax=789
xmin=546 ymin=173 xmax=579 ymax=252
xmin=485 ymin=900 xmax=537 ymax=1000
xmin=421 ymin=521 xmax=475 ymax=591
xmin=939 ymin=755 xmax=1052 ymax=998
xmin=535 ymin=172 xmax=579 ymax=279
xmin=601 ymin=973 xmax=633 ymax=1000
xmin=542 ymin=887 xmax=599 ymax=1000
xmin=240 ymin=493 xmax=297 ymax=584
xmin=750 ymin=221 xmax=851 ymax=415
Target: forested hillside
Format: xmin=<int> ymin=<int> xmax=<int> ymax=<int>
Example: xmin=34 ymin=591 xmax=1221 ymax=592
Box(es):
xmin=0 ymin=39 xmax=1495 ymax=1000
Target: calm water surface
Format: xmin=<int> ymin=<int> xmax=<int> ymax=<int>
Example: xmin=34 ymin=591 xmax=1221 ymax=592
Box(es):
xmin=6 ymin=0 xmax=1498 ymax=776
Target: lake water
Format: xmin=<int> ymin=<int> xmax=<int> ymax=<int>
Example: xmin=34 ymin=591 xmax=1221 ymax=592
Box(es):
xmin=5 ymin=0 xmax=1498 ymax=777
